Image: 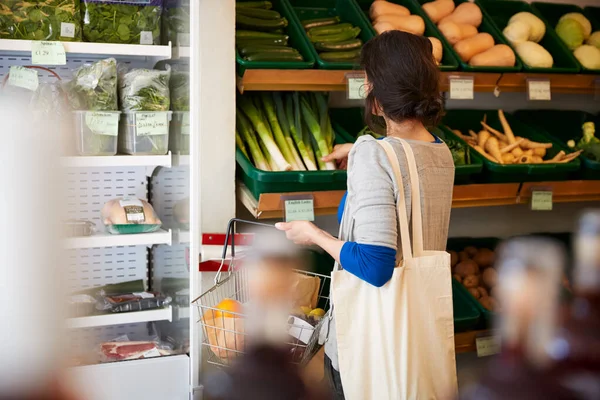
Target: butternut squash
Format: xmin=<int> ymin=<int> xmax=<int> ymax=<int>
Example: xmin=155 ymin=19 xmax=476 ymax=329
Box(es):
xmin=428 ymin=36 xmax=443 ymax=63
xmin=469 ymin=44 xmax=516 ymax=67
xmin=438 ymin=21 xmax=478 ymax=44
xmin=422 ymin=0 xmax=455 ymax=24
xmin=438 ymin=2 xmax=482 ymax=28
xmin=374 ymin=14 xmax=425 ymax=36
xmin=370 ymin=0 xmax=410 ymax=20
xmin=454 ymin=32 xmax=494 ymax=62
xmin=373 ymin=21 xmax=396 ymax=35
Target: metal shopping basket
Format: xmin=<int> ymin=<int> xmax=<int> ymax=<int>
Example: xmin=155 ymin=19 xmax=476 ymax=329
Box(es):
xmin=192 ymin=218 xmax=330 ymax=368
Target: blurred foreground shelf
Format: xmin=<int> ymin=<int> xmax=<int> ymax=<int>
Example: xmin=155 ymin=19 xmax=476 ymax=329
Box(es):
xmin=66 ymin=307 xmax=173 ymax=329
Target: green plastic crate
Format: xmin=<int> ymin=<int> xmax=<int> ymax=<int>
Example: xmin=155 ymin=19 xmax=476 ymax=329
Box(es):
xmin=477 ymin=0 xmax=580 ymax=74
xmin=440 ymin=109 xmax=581 ymax=183
xmin=329 ymin=107 xmax=484 ymax=184
xmin=452 ymin=279 xmax=483 ymax=331
xmin=286 ymin=0 xmax=375 ymax=69
xmin=531 ymin=2 xmax=597 ymax=74
xmin=585 ymin=6 xmax=600 ymax=30
xmin=236 ymin=0 xmax=315 ymax=74
xmin=414 ymin=0 xmax=522 ymax=72
xmin=353 ymin=0 xmax=460 ymax=71
xmin=513 ymin=110 xmax=600 ymax=180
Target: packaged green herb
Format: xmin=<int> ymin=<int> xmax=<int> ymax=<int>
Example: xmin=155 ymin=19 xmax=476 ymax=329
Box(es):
xmin=119 ymin=66 xmax=171 ymax=112
xmin=0 ymin=0 xmax=82 ymax=41
xmin=81 ymin=0 xmax=162 ymax=45
xmin=64 ymin=58 xmax=119 ymax=111
xmin=162 ymin=0 xmax=189 ymax=46
xmin=170 ymin=69 xmax=189 ymax=111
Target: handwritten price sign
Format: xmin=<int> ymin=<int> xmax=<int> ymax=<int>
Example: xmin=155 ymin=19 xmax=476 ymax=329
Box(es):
xmin=449 ymin=77 xmax=474 ymax=100
xmin=135 ymin=112 xmax=169 ymax=136
xmin=284 ymin=199 xmax=315 ymax=222
xmin=85 ymin=112 xmax=120 ymax=136
xmin=31 ymin=41 xmax=66 ymax=65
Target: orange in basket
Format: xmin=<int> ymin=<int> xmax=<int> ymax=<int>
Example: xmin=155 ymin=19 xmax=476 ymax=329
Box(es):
xmin=212 ymin=298 xmax=243 ymax=319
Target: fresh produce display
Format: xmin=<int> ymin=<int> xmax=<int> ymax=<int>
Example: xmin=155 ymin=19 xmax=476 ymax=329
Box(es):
xmin=301 ymin=17 xmax=362 ymax=63
xmin=162 ymin=0 xmax=190 ymax=46
xmin=0 ymin=0 xmax=81 ymax=41
xmin=445 ymin=135 xmax=471 ymax=166
xmin=81 ymin=0 xmax=162 ymax=44
xmin=502 ymin=12 xmax=554 ymax=68
xmin=448 ymin=110 xmax=582 ymax=165
xmin=236 ymin=1 xmax=303 ymax=62
xmin=450 ymin=245 xmax=499 ymax=311
xmin=119 ymin=67 xmax=171 ymax=112
xmin=422 ymin=0 xmax=516 ymax=67
xmin=65 ymin=58 xmax=119 ymax=111
xmin=101 ymin=197 xmax=162 ymax=234
xmin=236 ymin=92 xmax=336 ymax=171
xmin=170 ymin=69 xmax=190 ymax=111
xmin=553 ymin=12 xmax=600 ymax=70
xmin=567 ymin=122 xmax=600 ymax=162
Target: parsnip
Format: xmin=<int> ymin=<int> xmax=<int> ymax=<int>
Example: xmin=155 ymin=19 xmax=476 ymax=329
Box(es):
xmin=523 ymin=149 xmax=534 ymax=156
xmin=478 ymin=130 xmax=490 ymax=148
xmin=500 ymin=138 xmax=524 ymax=153
xmin=520 ymin=138 xmax=552 ymax=149
xmin=511 ymin=147 xmax=524 ymax=157
xmin=517 ymin=155 xmax=532 ymax=164
xmin=498 ymin=110 xmax=516 ymax=144
xmin=480 ymin=121 xmax=506 ymax=140
xmin=548 ymin=150 xmax=565 ymax=162
xmin=533 ymin=147 xmax=547 ymax=157
xmin=502 ymin=153 xmax=515 ymax=164
xmin=485 ymin=137 xmax=503 ymax=164
xmin=473 ymin=145 xmax=498 ymax=163
xmin=531 ymin=155 xmax=543 ymax=163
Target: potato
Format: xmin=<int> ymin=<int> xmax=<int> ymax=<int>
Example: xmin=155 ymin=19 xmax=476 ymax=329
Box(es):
xmin=455 ymin=260 xmax=479 ymax=278
xmin=473 ymin=248 xmax=495 ymax=268
xmin=468 ymin=287 xmax=481 ymax=299
xmin=464 ymin=246 xmax=478 ymax=257
xmin=482 ymin=268 xmax=497 ymax=288
xmin=453 ymin=274 xmax=462 ymax=283
xmin=458 ymin=251 xmax=470 ymax=262
xmin=477 ymin=286 xmax=489 ymax=298
xmin=450 ymin=250 xmax=459 ymax=268
xmin=479 ymin=296 xmax=494 ymax=311
xmin=463 ymin=274 xmax=480 ymax=288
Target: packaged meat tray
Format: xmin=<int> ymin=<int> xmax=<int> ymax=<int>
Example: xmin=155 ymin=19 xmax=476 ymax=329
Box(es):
xmin=101 ymin=197 xmax=162 ymax=234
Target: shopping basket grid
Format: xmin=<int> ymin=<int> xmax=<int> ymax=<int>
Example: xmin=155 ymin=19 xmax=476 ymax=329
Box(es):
xmin=192 ymin=219 xmax=331 ymax=367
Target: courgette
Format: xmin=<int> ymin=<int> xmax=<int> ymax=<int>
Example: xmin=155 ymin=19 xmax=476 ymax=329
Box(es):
xmin=239 ymin=45 xmax=299 ymax=56
xmin=314 ymin=38 xmax=362 ymax=52
xmin=237 ymin=37 xmax=289 ymax=46
xmin=301 ymin=16 xmax=340 ymax=30
xmin=236 ymin=1 xmax=272 ymax=9
xmin=319 ymin=49 xmax=361 ymax=61
xmin=245 ymin=53 xmax=304 ymax=62
xmin=236 ymin=30 xmax=288 ymax=40
xmin=308 ymin=23 xmax=353 ymax=37
xmin=309 ymin=27 xmax=361 ymax=43
xmin=236 ymin=7 xmax=281 ymax=20
xmin=236 ymin=14 xmax=288 ymax=31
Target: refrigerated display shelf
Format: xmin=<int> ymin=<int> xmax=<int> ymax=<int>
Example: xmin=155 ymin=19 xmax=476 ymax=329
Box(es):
xmin=66 ymin=306 xmax=173 ymax=329
xmin=61 ymin=153 xmax=173 ymax=168
xmin=64 ymin=229 xmax=172 ymax=249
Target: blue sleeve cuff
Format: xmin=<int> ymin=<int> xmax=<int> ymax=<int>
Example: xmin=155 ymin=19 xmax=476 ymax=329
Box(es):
xmin=340 ymin=242 xmax=396 ymax=287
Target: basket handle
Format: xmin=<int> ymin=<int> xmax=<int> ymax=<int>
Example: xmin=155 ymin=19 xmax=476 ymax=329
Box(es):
xmin=214 ymin=218 xmax=274 ymax=285
xmin=2 ymin=66 xmax=61 ymax=88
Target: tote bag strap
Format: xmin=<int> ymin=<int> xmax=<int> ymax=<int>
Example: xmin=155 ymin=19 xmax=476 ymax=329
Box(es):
xmin=377 ymin=140 xmax=413 ymax=261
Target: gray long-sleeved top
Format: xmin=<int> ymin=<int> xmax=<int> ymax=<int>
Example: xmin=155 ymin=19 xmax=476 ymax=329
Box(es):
xmin=321 ymin=135 xmax=455 ymax=371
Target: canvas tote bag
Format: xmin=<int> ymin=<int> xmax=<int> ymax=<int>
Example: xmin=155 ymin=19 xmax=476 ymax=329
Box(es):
xmin=331 ymin=138 xmax=458 ymax=400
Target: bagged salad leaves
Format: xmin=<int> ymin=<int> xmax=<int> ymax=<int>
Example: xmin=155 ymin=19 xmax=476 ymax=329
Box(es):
xmin=170 ymin=69 xmax=189 ymax=111
xmin=81 ymin=0 xmax=162 ymax=45
xmin=162 ymin=0 xmax=190 ymax=46
xmin=119 ymin=66 xmax=171 ymax=112
xmin=0 ymin=0 xmax=82 ymax=41
xmin=64 ymin=58 xmax=119 ymax=111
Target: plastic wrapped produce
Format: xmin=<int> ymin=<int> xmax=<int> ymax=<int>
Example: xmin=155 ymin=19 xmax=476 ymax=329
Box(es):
xmin=81 ymin=0 xmax=163 ymax=44
xmin=101 ymin=197 xmax=162 ymax=234
xmin=162 ymin=0 xmax=190 ymax=46
xmin=119 ymin=66 xmax=171 ymax=112
xmin=97 ymin=292 xmax=172 ymax=313
xmin=0 ymin=0 xmax=82 ymax=41
xmin=170 ymin=69 xmax=189 ymax=111
xmin=65 ymin=58 xmax=119 ymax=111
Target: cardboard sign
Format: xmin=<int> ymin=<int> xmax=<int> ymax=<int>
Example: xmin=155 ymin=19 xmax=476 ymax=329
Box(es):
xmin=528 ymin=80 xmax=551 ymax=101
xmin=8 ymin=66 xmax=39 ymax=91
xmin=476 ymin=335 xmax=501 ymax=357
xmin=449 ymin=77 xmax=474 ymax=100
xmin=531 ymin=191 xmax=552 ymax=211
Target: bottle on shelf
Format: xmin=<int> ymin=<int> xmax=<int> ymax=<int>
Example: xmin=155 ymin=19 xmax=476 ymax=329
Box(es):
xmin=459 ymin=237 xmax=577 ymax=400
xmin=548 ymin=210 xmax=600 ymax=398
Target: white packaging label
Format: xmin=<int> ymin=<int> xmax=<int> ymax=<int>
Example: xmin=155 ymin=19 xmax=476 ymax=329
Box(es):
xmin=140 ymin=31 xmax=153 ymax=45
xmin=8 ymin=66 xmax=39 ymax=91
xmin=119 ymin=198 xmax=145 ymax=223
xmin=61 ymin=22 xmax=76 ymax=38
xmin=132 ymin=292 xmax=155 ymax=299
xmin=135 ymin=112 xmax=169 ymax=136
xmin=142 ymin=347 xmax=161 ymax=358
xmin=85 ymin=112 xmax=119 ymax=136
xmin=528 ymin=80 xmax=551 ymax=101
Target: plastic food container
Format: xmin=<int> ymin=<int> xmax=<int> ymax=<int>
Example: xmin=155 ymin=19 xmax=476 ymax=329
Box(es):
xmin=73 ymin=111 xmax=120 ymax=156
xmin=106 ymin=224 xmax=162 ymax=235
xmin=64 ymin=219 xmax=96 ymax=237
xmin=169 ymin=111 xmax=190 ymax=155
xmin=119 ymin=111 xmax=173 ymax=155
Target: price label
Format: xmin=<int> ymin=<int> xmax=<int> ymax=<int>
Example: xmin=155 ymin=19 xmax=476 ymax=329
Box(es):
xmin=531 ymin=190 xmax=552 ymax=211
xmin=85 ymin=112 xmax=119 ymax=136
xmin=60 ymin=22 xmax=76 ymax=38
xmin=449 ymin=78 xmax=474 ymax=99
xmin=476 ymin=335 xmax=501 ymax=357
xmin=31 ymin=41 xmax=66 ymax=65
xmin=284 ymin=199 xmax=315 ymax=222
xmin=347 ymin=74 xmax=366 ymax=100
xmin=528 ymin=80 xmax=551 ymax=101
xmin=8 ymin=66 xmax=39 ymax=91
xmin=181 ymin=112 xmax=190 ymax=135
xmin=140 ymin=31 xmax=154 ymax=45
xmin=142 ymin=348 xmax=161 ymax=358
xmin=135 ymin=112 xmax=169 ymax=136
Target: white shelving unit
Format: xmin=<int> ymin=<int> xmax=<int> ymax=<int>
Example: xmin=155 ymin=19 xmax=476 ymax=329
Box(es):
xmin=64 ymin=229 xmax=172 ymax=250
xmin=61 ymin=153 xmax=173 ymax=168
xmin=66 ymin=306 xmax=173 ymax=329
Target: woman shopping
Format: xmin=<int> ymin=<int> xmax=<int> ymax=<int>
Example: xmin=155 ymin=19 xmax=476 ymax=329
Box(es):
xmin=276 ymin=31 xmax=458 ymax=399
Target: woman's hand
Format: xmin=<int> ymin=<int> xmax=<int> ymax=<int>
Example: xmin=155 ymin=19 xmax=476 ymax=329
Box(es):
xmin=322 ymin=143 xmax=353 ymax=170
xmin=275 ymin=221 xmax=322 ymax=245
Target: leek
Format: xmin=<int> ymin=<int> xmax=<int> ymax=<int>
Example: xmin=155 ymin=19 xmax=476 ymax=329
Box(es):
xmin=235 ymin=129 xmax=249 ymax=160
xmin=272 ymin=92 xmax=305 ymax=170
xmin=287 ymin=92 xmax=317 ymax=170
xmin=236 ymin=110 xmax=269 ymax=171
xmin=299 ymin=94 xmax=335 ymax=170
xmin=260 ymin=93 xmax=301 ymax=170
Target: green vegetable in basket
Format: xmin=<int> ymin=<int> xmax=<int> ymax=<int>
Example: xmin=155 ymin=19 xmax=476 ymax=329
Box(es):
xmin=81 ymin=0 xmax=162 ymax=44
xmin=119 ymin=67 xmax=171 ymax=112
xmin=446 ymin=138 xmax=470 ymax=166
xmin=568 ymin=121 xmax=600 ymax=161
xmin=0 ymin=0 xmax=81 ymax=41
xmin=64 ymin=58 xmax=119 ymax=111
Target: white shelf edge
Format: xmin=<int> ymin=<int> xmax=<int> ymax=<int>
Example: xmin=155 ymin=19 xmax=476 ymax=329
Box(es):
xmin=178 ymin=307 xmax=190 ymax=319
xmin=64 ymin=229 xmax=172 ymax=249
xmin=178 ymin=230 xmax=190 ymax=244
xmin=172 ymin=154 xmax=189 ymax=166
xmin=66 ymin=306 xmax=173 ymax=329
xmin=0 ymin=39 xmax=172 ymax=58
xmin=61 ymin=152 xmax=172 ymax=168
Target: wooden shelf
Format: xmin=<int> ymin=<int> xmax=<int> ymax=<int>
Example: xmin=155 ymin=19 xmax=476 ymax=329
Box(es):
xmin=237 ymin=69 xmax=599 ymax=94
xmin=239 ymin=181 xmax=600 ymax=219
xmin=454 ymin=330 xmax=495 ymax=354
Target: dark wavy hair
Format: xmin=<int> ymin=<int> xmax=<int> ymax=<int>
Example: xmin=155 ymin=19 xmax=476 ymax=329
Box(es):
xmin=360 ymin=30 xmax=443 ymax=134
